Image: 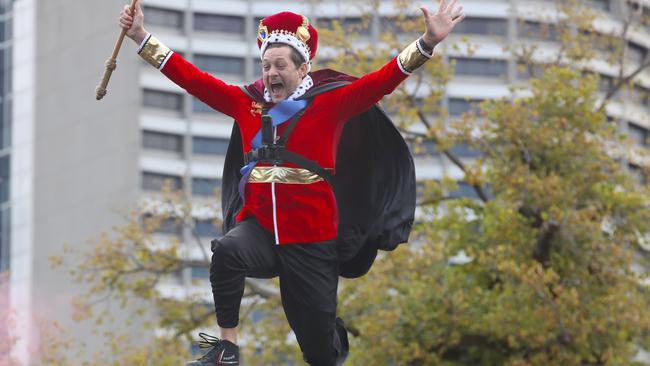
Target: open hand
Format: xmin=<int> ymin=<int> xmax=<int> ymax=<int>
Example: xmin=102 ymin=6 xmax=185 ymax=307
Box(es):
xmin=420 ymin=0 xmax=465 ymax=48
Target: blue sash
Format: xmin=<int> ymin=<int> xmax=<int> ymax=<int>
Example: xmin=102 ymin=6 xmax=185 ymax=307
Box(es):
xmin=238 ymin=99 xmax=308 ymax=200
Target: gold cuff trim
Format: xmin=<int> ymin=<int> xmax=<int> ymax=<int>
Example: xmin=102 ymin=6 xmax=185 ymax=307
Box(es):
xmin=248 ymin=166 xmax=324 ymax=184
xmin=138 ymin=35 xmax=171 ymax=69
xmin=398 ymin=40 xmax=430 ymax=74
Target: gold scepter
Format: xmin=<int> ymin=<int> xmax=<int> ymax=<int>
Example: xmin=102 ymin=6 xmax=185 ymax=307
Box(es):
xmin=95 ymin=0 xmax=137 ymax=100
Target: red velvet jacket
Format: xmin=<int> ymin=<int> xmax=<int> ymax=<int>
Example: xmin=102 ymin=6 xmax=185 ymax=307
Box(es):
xmin=159 ymin=52 xmax=409 ymax=244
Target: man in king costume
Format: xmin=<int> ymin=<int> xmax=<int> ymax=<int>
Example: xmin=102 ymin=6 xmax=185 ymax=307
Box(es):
xmin=119 ymin=1 xmax=465 ymax=365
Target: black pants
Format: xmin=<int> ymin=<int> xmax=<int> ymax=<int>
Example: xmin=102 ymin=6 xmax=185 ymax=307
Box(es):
xmin=210 ymin=218 xmax=345 ymax=366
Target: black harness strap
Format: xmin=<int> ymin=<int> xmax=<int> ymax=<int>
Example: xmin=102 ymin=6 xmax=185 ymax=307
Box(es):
xmin=298 ymin=81 xmax=351 ymax=100
xmin=242 ymin=81 xmax=351 ymax=184
xmin=277 ymin=102 xmax=309 ymax=146
xmin=278 ymin=150 xmax=333 ymax=183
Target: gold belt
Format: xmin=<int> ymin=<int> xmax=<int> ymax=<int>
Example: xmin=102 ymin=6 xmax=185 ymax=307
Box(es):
xmin=248 ymin=166 xmax=324 ymax=184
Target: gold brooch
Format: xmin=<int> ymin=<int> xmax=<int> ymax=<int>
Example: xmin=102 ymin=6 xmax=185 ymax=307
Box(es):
xmin=257 ymin=22 xmax=268 ymax=42
xmin=250 ymin=101 xmax=263 ymax=116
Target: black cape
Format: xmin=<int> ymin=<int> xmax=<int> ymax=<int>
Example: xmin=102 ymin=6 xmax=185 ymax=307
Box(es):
xmin=221 ymin=69 xmax=416 ymax=278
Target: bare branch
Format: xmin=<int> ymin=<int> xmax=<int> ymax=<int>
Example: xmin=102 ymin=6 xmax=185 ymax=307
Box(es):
xmin=405 ymin=94 xmax=491 ymax=203
xmin=532 ymin=220 xmax=561 ymax=268
xmin=597 ymin=58 xmax=650 ymax=112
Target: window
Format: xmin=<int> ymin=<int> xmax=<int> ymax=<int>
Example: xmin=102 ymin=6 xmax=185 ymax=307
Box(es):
xmin=142 ymin=172 xmax=183 ymax=191
xmin=518 ymin=21 xmax=557 ymax=41
xmin=449 ymin=182 xmax=480 ymax=199
xmin=450 ymin=143 xmax=482 ymax=158
xmin=628 ymin=2 xmax=650 ymax=32
xmin=155 ymin=217 xmax=183 ymax=235
xmin=142 ymin=130 xmax=183 ymax=152
xmin=252 ymin=58 xmax=262 ymax=78
xmin=143 ymin=6 xmax=184 ymax=29
xmin=192 ymin=177 xmax=221 ymax=196
xmin=628 ymin=123 xmax=649 ymax=147
xmin=194 ymin=54 xmax=244 ymax=76
xmin=517 ymin=63 xmax=546 ymax=80
xmin=598 ymin=74 xmax=615 ymax=94
xmin=629 ymin=164 xmax=647 ymax=185
xmin=452 ymin=57 xmax=508 ymax=78
xmin=635 ymin=86 xmax=650 ymax=108
xmin=194 ymin=219 xmax=221 ymax=237
xmin=0 ymin=46 xmax=13 ymax=96
xmin=317 ymin=17 xmax=370 ymax=35
xmin=587 ymin=0 xmax=610 ymax=10
xmin=0 ymin=155 xmax=7 ymax=203
xmin=409 ymin=140 xmax=437 ymax=156
xmin=0 ymin=207 xmax=9 ymax=272
xmin=379 ymin=15 xmax=419 ymax=34
xmin=193 ymin=137 xmax=229 ymax=155
xmin=449 ymin=98 xmax=483 ymax=116
xmin=0 ymin=98 xmax=10 ymax=149
xmin=192 ymin=98 xmax=214 ymax=114
xmin=193 ymin=13 xmax=244 ymax=33
xmin=143 ymin=89 xmax=183 ymax=111
xmin=627 ymin=42 xmax=647 ymax=65
xmin=453 ymin=17 xmax=507 ymax=36
xmin=191 ymin=264 xmax=210 ymax=280
xmin=0 ymin=15 xmax=11 ymax=40
xmin=409 ymin=141 xmax=480 ymax=157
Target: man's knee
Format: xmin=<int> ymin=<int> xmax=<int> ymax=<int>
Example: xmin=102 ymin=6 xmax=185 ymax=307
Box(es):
xmin=210 ymin=236 xmax=241 ymax=274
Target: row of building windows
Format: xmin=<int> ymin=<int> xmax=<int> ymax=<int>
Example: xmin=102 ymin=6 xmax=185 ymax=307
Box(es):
xmin=146 ymin=216 xmax=221 ymax=238
xmin=143 ymin=88 xmax=488 ymax=117
xmin=143 ymin=11 xmax=516 ymax=39
xmin=416 ymin=180 xmax=487 ymax=201
xmin=142 ymin=44 xmax=645 ymax=86
xmin=142 ymin=130 xmax=229 ymax=155
xmin=148 ymin=80 xmax=644 ymax=121
xmin=409 ymin=141 xmax=481 ymax=157
xmin=143 ymin=95 xmax=648 ymax=153
xmin=141 ymin=8 xmax=535 ymax=40
xmin=144 ymin=127 xmax=487 ymax=158
xmin=145 ymin=6 xmax=247 ymax=34
xmin=142 ymin=4 xmax=649 ymax=47
xmin=141 ymin=171 xmax=222 ymax=196
xmin=452 ymin=57 xmax=508 ymax=78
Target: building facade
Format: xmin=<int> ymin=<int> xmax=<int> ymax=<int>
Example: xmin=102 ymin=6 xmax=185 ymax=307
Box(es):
xmin=4 ymin=0 xmax=649 ymax=364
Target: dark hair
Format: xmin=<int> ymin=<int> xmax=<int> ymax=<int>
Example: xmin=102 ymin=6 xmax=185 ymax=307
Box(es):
xmin=263 ymin=43 xmax=306 ymax=68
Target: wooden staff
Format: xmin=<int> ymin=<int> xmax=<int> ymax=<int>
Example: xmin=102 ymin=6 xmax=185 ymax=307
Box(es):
xmin=95 ymin=0 xmax=137 ymax=100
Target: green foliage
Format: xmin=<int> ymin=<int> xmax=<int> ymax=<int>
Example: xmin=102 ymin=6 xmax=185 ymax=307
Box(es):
xmin=338 ymin=65 xmax=650 ymax=366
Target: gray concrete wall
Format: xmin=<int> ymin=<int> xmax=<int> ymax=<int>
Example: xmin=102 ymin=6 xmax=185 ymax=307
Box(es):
xmin=30 ymin=0 xmax=143 ymax=363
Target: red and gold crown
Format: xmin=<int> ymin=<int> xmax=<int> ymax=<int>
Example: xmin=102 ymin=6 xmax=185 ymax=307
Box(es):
xmin=257 ymin=11 xmax=318 ymax=65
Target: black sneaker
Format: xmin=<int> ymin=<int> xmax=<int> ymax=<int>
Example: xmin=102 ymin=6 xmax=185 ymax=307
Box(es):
xmin=335 ymin=317 xmax=349 ymax=366
xmin=186 ymin=332 xmax=239 ymax=366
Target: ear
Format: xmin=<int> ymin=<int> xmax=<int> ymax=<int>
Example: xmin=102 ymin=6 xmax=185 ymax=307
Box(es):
xmin=298 ymin=62 xmax=309 ymax=78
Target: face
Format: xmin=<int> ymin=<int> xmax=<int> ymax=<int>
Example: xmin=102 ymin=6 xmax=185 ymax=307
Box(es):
xmin=262 ymin=46 xmax=308 ymax=103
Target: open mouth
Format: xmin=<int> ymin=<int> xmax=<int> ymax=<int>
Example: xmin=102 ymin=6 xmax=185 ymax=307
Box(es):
xmin=270 ymin=81 xmax=284 ymax=95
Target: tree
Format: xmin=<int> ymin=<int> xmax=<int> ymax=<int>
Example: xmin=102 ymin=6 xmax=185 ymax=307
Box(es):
xmin=42 ymin=1 xmax=650 ymax=365
xmin=324 ymin=1 xmax=650 ymax=365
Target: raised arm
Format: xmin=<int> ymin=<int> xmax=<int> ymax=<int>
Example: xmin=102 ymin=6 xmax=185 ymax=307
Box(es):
xmin=119 ymin=0 xmax=246 ymax=117
xmin=332 ymin=0 xmax=465 ymax=121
